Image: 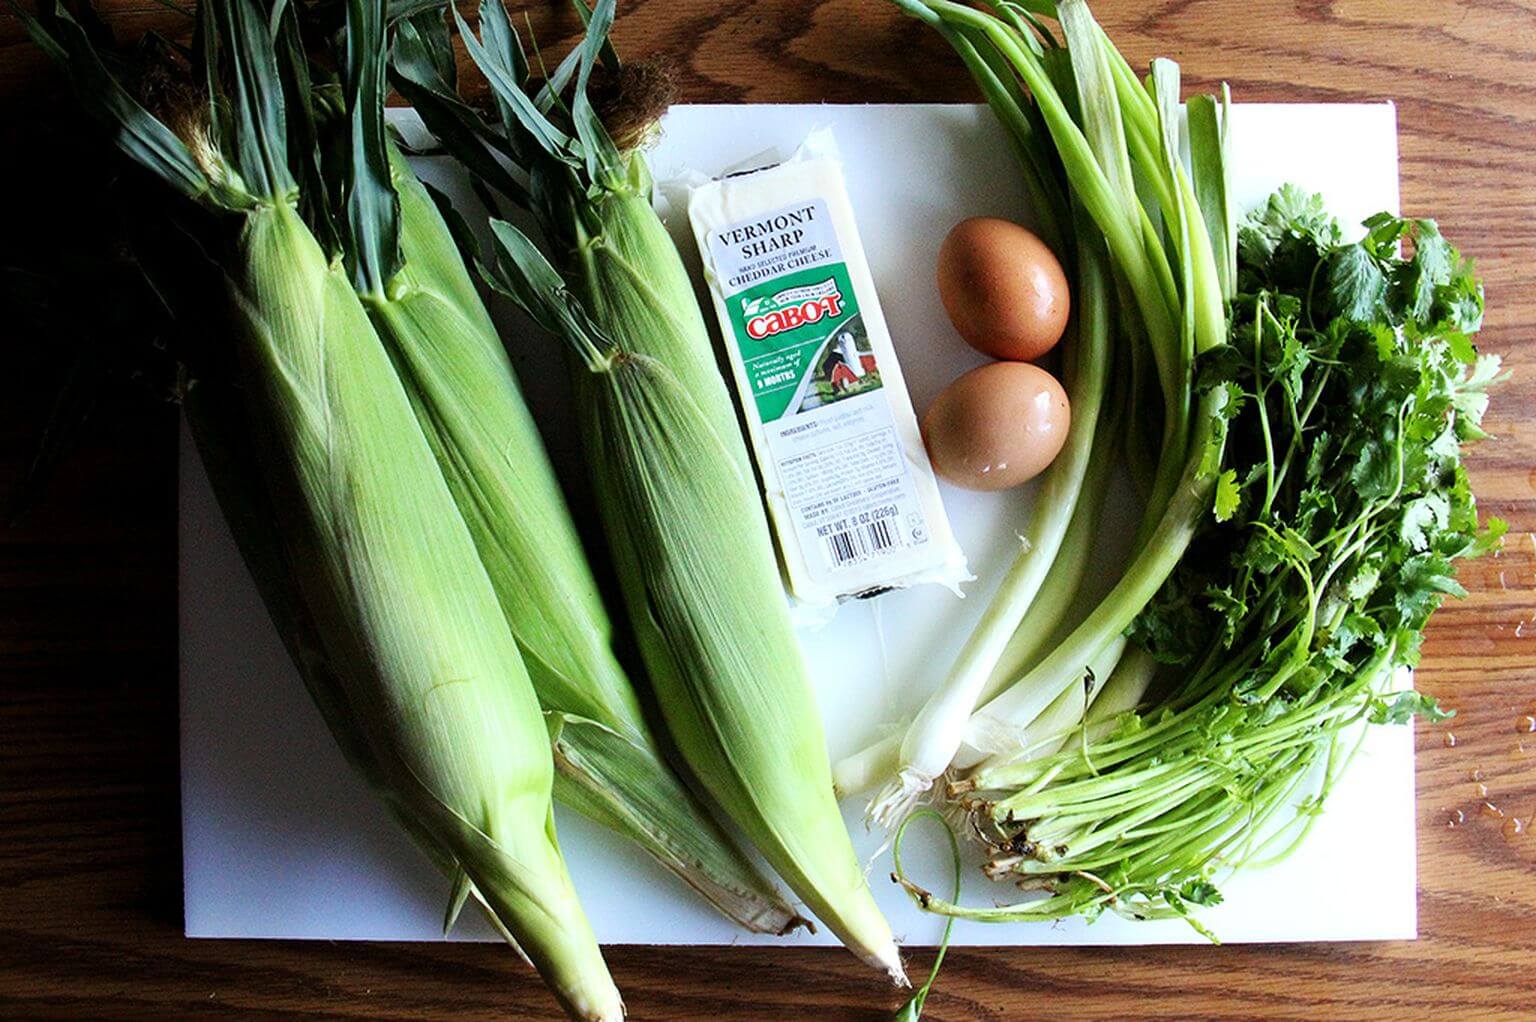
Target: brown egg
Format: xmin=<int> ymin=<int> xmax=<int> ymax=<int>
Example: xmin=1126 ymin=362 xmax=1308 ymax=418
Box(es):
xmin=922 ymin=362 xmax=1071 ymax=492
xmin=937 ymin=217 xmax=1070 ymax=362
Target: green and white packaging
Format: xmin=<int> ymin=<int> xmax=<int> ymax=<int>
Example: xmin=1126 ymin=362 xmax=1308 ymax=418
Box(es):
xmin=688 ymin=128 xmax=969 ymax=617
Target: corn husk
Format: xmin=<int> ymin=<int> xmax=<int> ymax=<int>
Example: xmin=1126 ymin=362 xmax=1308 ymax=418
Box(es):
xmin=392 ymin=0 xmax=903 ymax=977
xmin=360 ymin=148 xmax=800 ymax=934
xmin=232 ymin=199 xmax=620 ymax=1020
xmin=574 ymin=331 xmax=904 ymax=979
xmin=16 ymin=3 xmax=622 ymax=1017
xmin=477 ymin=156 xmax=905 ymax=982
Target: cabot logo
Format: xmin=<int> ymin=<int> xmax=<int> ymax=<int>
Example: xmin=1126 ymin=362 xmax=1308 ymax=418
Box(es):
xmin=742 ymin=279 xmax=845 ymax=340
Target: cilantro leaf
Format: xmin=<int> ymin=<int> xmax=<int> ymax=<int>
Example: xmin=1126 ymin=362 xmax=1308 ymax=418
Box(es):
xmin=1213 ymin=468 xmax=1241 ymax=522
xmin=1397 ymin=220 xmax=1454 ymax=322
xmin=1369 ymin=691 xmax=1454 ymax=726
xmin=1400 ymin=493 xmax=1450 ymax=552
xmin=1178 ymin=879 xmax=1224 ymax=908
xmin=1049 ymin=187 xmax=1496 ymax=933
xmin=1325 ymin=245 xmax=1389 ymax=323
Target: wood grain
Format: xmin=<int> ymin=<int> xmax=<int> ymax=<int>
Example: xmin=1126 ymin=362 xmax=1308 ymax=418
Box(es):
xmin=2 ymin=1 xmax=1534 ymax=1019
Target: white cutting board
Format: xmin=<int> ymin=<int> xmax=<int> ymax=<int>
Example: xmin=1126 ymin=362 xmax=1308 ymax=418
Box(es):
xmin=181 ymin=103 xmax=1414 ymax=947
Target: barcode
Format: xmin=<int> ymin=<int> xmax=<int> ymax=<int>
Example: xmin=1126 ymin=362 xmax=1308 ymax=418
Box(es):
xmin=824 ymin=517 xmax=900 ymax=567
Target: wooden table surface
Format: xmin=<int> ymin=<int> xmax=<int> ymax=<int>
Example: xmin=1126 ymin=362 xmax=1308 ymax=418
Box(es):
xmin=2 ymin=1 xmax=1534 ymax=1019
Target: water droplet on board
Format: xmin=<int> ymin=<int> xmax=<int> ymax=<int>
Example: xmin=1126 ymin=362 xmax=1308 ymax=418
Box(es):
xmin=1516 ymin=619 xmax=1526 ymax=638
xmin=1444 ymin=732 xmax=1459 ymax=748
xmin=1447 ymin=808 xmax=1466 ymax=828
xmin=1471 ymin=769 xmax=1485 ymax=782
xmin=1476 ymin=782 xmax=1490 ymax=798
xmin=1518 ymin=716 xmax=1536 ymax=734
xmin=1502 ymin=816 xmax=1525 ymax=839
xmin=1482 ymin=801 xmax=1505 ymax=819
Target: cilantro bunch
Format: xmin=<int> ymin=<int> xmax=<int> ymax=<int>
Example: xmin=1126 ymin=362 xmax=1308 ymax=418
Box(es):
xmin=925 ymin=188 xmax=1502 ymax=931
xmin=1163 ymin=187 xmax=1496 ymax=667
xmin=1136 ymin=185 xmax=1500 ymax=687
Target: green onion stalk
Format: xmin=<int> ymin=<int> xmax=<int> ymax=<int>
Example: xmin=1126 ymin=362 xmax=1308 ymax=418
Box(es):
xmin=927 ymin=0 xmax=1235 ymax=718
xmin=840 ymin=0 xmax=1236 ymax=825
xmin=927 ymin=643 xmax=1397 ymax=930
xmin=834 ymin=329 xmax=1124 ymax=800
xmin=841 ymin=20 xmax=1119 ymax=824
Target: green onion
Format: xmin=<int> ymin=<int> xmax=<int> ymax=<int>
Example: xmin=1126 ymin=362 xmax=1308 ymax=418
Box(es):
xmin=854 ymin=0 xmax=1236 ymax=817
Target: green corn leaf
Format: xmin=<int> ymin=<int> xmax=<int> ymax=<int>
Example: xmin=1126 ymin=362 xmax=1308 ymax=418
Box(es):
xmin=417 ymin=178 xmax=484 ymax=265
xmin=570 ymin=0 xmax=621 ymax=70
xmin=27 ymin=3 xmax=657 ymax=1014
xmin=477 ymin=0 xmax=529 ymax=84
xmin=443 ymin=868 xmax=473 ymax=934
xmin=8 ymin=1 xmax=210 ymax=203
xmin=343 ymin=0 xmax=400 ymax=295
xmin=395 ymin=5 xmax=457 ymax=85
xmin=413 ymin=0 xmax=902 ymax=973
xmin=533 ymin=42 xmax=586 ymax=114
xmin=274 ymin=4 xmax=341 ymax=254
xmin=389 ymin=16 xmax=530 ymax=203
xmin=483 ymin=218 xmax=616 ymax=370
xmin=389 ymin=12 xmax=453 ymax=86
xmin=453 ymin=3 xmax=578 ymax=166
xmin=570 ymin=0 xmax=625 ymax=189
xmin=194 ymin=0 xmax=230 ymax=162
xmin=372 ymin=153 xmax=801 ymax=935
xmin=234 ymin=196 xmax=622 ymax=1018
xmin=475 ymin=0 xmax=534 ymax=158
xmin=211 ymin=0 xmax=294 ymax=200
xmin=548 ymin=711 xmax=804 ymax=935
xmin=385 ymin=0 xmax=452 ymax=23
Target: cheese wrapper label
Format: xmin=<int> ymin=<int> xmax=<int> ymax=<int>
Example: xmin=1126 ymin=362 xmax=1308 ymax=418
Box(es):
xmin=688 ymin=129 xmax=969 ymax=616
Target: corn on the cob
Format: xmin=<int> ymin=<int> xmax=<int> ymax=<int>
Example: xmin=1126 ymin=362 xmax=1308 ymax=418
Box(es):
xmin=361 ymin=146 xmax=800 ymax=934
xmin=571 ymin=325 xmax=903 ymax=979
xmin=17 ymin=3 xmax=621 ymax=1017
xmin=393 ymin=0 xmax=904 ymax=979
xmin=232 ymin=202 xmax=620 ymax=1021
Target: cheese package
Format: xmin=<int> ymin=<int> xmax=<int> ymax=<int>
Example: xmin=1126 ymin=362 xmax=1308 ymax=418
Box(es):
xmin=687 ymin=129 xmax=969 ymax=615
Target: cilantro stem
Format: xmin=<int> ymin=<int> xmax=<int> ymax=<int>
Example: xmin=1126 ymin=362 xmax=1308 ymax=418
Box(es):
xmin=888 ymin=810 xmax=962 ymax=1021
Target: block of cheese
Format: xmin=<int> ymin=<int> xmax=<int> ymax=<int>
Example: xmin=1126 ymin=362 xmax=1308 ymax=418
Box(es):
xmin=688 ymin=129 xmax=969 ymax=615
